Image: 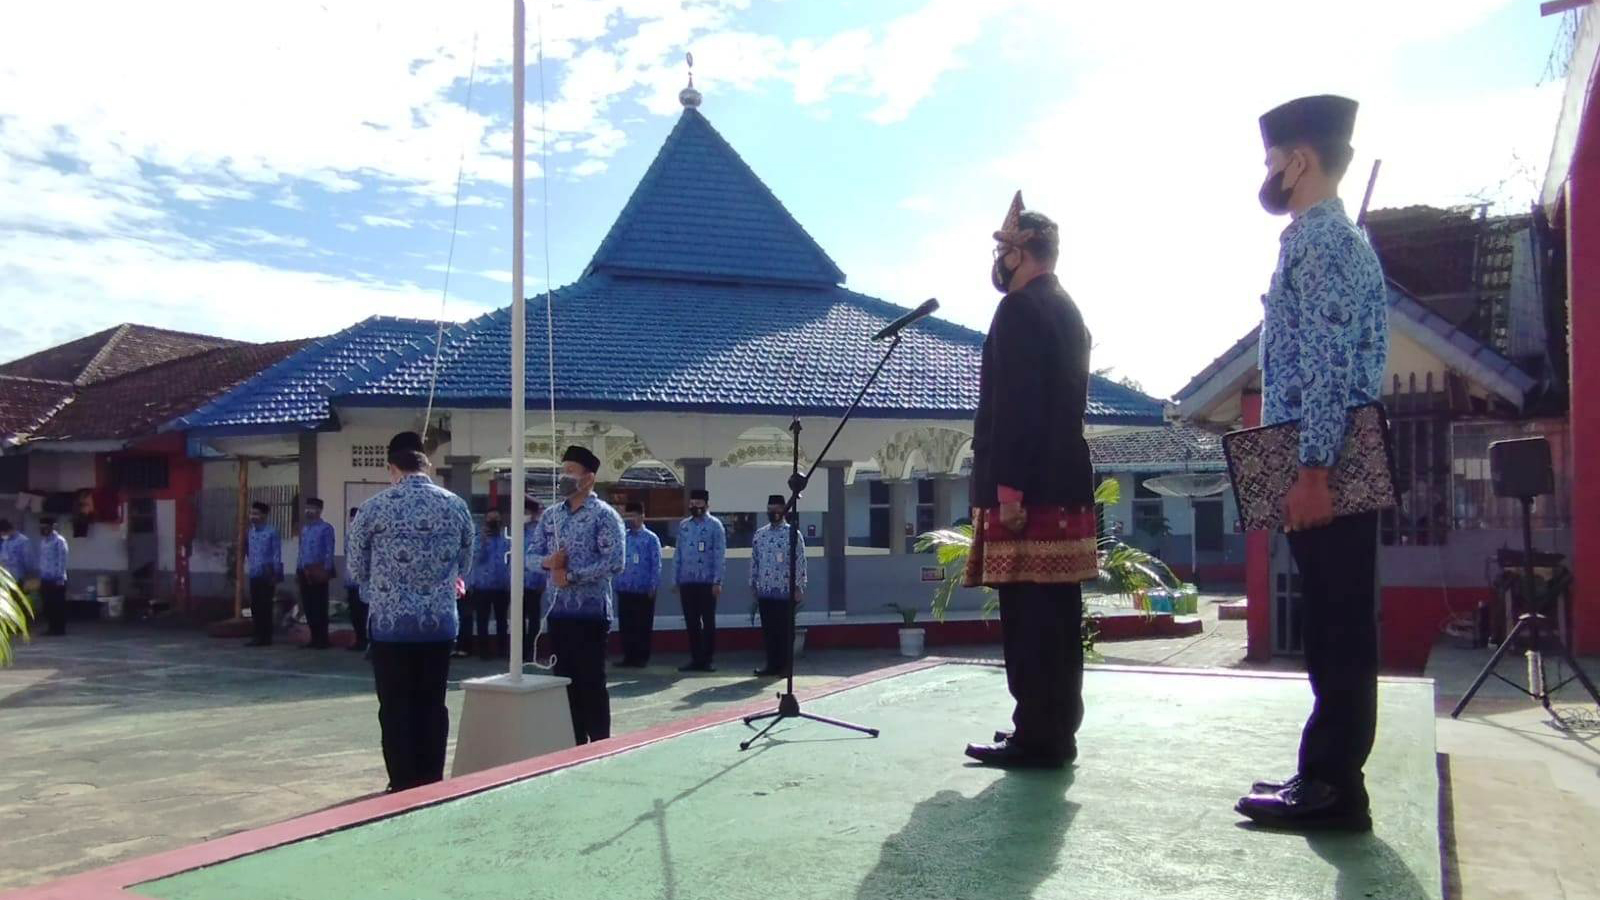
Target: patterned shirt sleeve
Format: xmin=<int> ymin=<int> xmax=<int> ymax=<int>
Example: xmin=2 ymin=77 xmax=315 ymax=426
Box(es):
xmin=795 ymin=531 xmax=808 ymax=593
xmin=1287 ymin=230 xmax=1363 ymax=467
xmin=646 ymin=532 xmax=661 ymax=593
xmin=454 ymin=503 xmax=475 ymax=578
xmin=710 ymin=518 xmax=726 ymax=585
xmin=270 ymin=530 xmax=283 ymax=580
xmin=348 ymin=507 xmax=372 ymax=586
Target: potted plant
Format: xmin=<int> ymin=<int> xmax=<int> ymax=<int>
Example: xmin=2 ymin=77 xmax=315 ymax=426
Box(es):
xmin=1 ymin=564 xmax=34 ymax=667
xmin=885 ymin=603 xmax=925 ymax=657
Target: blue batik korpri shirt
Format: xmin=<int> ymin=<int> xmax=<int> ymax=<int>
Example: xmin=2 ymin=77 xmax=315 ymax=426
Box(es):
xmin=347 ymin=474 xmax=476 ymax=643
xmin=468 ymin=529 xmax=511 ymax=591
xmin=298 ymin=519 xmax=335 ymax=573
xmin=750 ymin=523 xmax=807 ymax=601
xmin=614 ymin=525 xmax=663 ymax=595
xmin=673 ymin=515 xmax=726 ymax=586
xmin=527 ymin=495 xmax=625 ymax=623
xmin=1260 ymin=197 xmax=1389 ymax=466
xmin=34 ymin=532 xmax=69 ymax=585
xmin=246 ymin=524 xmax=282 ymax=581
xmin=523 ymin=525 xmax=547 ymax=591
xmin=0 ymin=533 xmax=29 ymax=581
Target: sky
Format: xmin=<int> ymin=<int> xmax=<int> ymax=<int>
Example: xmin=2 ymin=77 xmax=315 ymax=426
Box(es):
xmin=0 ymin=0 xmax=1572 ymax=398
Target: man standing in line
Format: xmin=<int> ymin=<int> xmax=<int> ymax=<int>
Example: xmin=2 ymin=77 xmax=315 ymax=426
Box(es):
xmin=962 ymin=192 xmax=1099 ymax=770
xmin=530 ymin=446 xmax=625 ymax=745
xmin=347 ymin=431 xmax=475 ymax=792
xmin=33 ymin=517 xmax=70 ymax=637
xmin=0 ymin=519 xmax=30 ymax=583
xmin=750 ymin=494 xmax=806 ymax=677
xmin=613 ymin=501 xmax=662 ymax=668
xmin=244 ymin=502 xmax=283 ymax=647
xmin=346 ymin=507 xmax=368 ymax=653
xmin=467 ymin=511 xmax=511 ymax=660
xmin=673 ymin=489 xmax=725 ymax=673
xmin=1234 ymin=95 xmax=1388 ymax=833
xmin=297 ymin=497 xmax=336 ymax=649
xmin=521 ymin=497 xmax=546 ymax=662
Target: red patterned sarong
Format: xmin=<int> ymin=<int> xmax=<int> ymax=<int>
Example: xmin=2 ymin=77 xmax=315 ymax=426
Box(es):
xmin=963 ymin=505 xmax=1098 ymax=588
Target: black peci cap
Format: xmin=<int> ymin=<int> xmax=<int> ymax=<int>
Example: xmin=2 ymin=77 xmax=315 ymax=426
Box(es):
xmin=1259 ymin=95 xmax=1358 ymax=150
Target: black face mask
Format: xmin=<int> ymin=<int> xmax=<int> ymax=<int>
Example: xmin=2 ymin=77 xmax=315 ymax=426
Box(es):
xmin=991 ymin=251 xmax=1018 ymax=294
xmin=1258 ymin=167 xmax=1294 ymax=215
xmin=768 ymin=512 xmax=784 ymax=525
xmin=691 ymin=507 xmax=706 ymax=518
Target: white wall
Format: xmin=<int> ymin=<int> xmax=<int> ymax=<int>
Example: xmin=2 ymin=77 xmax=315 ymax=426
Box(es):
xmin=25 ymin=453 xmax=95 ymax=492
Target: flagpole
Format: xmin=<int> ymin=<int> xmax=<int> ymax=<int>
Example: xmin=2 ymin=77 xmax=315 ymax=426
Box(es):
xmin=507 ymin=0 xmax=527 ymax=680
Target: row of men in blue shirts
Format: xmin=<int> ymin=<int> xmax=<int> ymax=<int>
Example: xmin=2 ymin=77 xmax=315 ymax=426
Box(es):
xmin=240 ymin=487 xmax=808 ymax=674
xmin=0 ymin=516 xmax=72 ymax=636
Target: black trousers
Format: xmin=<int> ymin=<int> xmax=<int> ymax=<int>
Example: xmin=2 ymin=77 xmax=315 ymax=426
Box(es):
xmin=680 ymin=583 xmax=718 ymax=666
xmin=472 ymin=589 xmax=510 ymax=659
xmin=299 ymin=576 xmax=331 ymax=646
xmin=1287 ymin=510 xmax=1380 ymax=793
xmin=370 ymin=640 xmax=453 ymax=791
xmin=757 ymin=597 xmax=793 ymax=673
xmin=348 ymin=585 xmax=369 ymax=649
xmin=249 ymin=577 xmax=276 ymax=644
xmin=522 ymin=588 xmax=543 ymax=661
xmin=549 ymin=618 xmax=610 ymax=744
xmin=455 ymin=595 xmax=475 ymax=653
xmin=617 ymin=591 xmax=655 ymax=664
xmin=998 ymin=582 xmax=1084 ymax=761
xmin=41 ymin=582 xmax=68 ymax=636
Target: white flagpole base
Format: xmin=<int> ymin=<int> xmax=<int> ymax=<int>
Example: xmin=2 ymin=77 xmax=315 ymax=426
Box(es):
xmin=450 ymin=672 xmax=574 ymax=777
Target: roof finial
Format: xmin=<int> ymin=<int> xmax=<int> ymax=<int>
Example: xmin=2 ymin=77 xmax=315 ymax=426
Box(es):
xmin=679 ymin=51 xmax=702 ymax=109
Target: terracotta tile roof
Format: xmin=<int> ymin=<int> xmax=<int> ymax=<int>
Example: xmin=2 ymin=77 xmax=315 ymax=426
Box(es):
xmin=30 ymin=340 xmax=307 ymax=442
xmin=0 ymin=376 xmax=73 ymax=441
xmin=0 ymin=324 xmax=243 ymax=386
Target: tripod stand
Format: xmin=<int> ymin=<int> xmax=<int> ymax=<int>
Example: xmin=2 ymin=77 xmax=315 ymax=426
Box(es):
xmin=1451 ymin=494 xmax=1600 ymax=718
xmin=739 ymin=336 xmax=912 ymax=751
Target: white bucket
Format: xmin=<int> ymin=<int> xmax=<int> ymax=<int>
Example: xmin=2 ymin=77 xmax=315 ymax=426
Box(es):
xmin=898 ymin=628 xmax=926 ymax=657
xmin=101 ymin=596 xmax=125 ymax=619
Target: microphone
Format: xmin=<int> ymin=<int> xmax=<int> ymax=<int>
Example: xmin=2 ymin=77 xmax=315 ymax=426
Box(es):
xmin=871 ymin=298 xmax=940 ymax=342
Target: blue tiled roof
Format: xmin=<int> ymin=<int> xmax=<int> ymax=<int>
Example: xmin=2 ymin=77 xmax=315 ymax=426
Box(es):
xmin=583 ymin=109 xmax=847 ymax=287
xmin=171 ymin=316 xmax=442 ymax=433
xmin=334 ymin=275 xmax=1164 ymax=423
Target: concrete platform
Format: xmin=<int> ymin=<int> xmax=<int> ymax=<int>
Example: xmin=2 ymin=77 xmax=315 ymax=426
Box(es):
xmin=17 ymin=662 xmax=1442 ymax=900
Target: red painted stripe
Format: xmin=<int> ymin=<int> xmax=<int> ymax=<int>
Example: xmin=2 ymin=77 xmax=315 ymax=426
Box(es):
xmin=1 ymin=659 xmax=943 ymax=900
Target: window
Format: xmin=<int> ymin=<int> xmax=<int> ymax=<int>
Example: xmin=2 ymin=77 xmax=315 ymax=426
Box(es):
xmin=1194 ymin=499 xmax=1224 ymax=552
xmin=1451 ymin=419 xmax=1571 ymax=530
xmin=1132 ymin=480 xmax=1168 ymax=539
xmin=1382 ymin=374 xmax=1450 ymax=546
xmin=0 ymin=456 xmax=25 ymax=493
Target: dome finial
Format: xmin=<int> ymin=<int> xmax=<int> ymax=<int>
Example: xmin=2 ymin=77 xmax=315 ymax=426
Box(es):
xmin=679 ymin=51 xmax=702 ymax=109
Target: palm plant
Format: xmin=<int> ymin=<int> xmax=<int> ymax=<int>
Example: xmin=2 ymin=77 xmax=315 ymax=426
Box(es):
xmin=0 ymin=564 xmax=34 ymax=667
xmin=915 ymin=477 xmax=1181 ymax=624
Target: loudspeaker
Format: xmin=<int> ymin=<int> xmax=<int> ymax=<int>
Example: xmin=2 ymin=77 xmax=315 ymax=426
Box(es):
xmin=1488 ymin=437 xmax=1554 ymax=499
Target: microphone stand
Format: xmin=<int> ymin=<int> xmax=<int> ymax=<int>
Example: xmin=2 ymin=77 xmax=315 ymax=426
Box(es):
xmin=739 ymin=334 xmax=908 ymax=750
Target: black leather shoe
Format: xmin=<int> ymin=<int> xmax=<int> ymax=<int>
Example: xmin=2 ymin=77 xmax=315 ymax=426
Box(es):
xmin=994 ymin=729 xmax=1013 ymax=743
xmin=963 ymin=739 xmax=1070 ymax=769
xmin=1250 ymin=773 xmax=1302 ymax=795
xmin=1235 ymin=779 xmax=1372 ymax=832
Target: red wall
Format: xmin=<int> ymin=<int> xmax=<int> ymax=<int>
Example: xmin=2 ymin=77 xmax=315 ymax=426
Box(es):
xmin=1570 ymin=136 xmax=1600 ymax=654
xmin=96 ymin=433 xmax=202 ymax=610
xmin=1379 ymin=586 xmax=1491 ymax=673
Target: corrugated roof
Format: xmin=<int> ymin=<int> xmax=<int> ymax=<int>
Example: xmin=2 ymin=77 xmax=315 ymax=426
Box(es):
xmin=583 ymin=108 xmax=846 ymax=286
xmin=173 ymin=317 xmax=442 ymax=433
xmin=1088 ymin=424 xmax=1225 ymax=472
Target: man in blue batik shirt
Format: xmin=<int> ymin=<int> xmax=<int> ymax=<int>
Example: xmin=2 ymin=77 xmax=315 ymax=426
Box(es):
xmin=466 ymin=511 xmax=511 ymax=660
xmin=33 ymin=517 xmax=70 ymax=636
xmin=297 ymin=497 xmax=337 ymax=650
xmin=750 ymin=494 xmax=807 ymax=678
xmin=0 ymin=519 xmax=29 ymax=584
xmin=1235 ymin=95 xmax=1389 ymax=834
xmin=345 ymin=507 xmax=369 ymax=653
xmin=348 ymin=431 xmax=475 ymax=792
xmin=614 ymin=501 xmax=662 ymax=668
xmin=521 ymin=497 xmax=547 ymax=663
xmin=529 ymin=445 xmax=625 ymax=745
xmin=244 ymin=502 xmax=283 ymax=647
xmin=673 ymin=489 xmax=726 ymax=672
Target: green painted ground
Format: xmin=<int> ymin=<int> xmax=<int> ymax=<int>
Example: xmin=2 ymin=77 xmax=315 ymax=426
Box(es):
xmin=136 ymin=665 xmax=1440 ymax=900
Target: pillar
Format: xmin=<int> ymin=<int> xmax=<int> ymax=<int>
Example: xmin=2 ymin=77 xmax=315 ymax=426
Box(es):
xmin=823 ymin=461 xmax=849 ymax=613
xmin=932 ymin=475 xmax=962 ymax=530
xmin=1241 ymin=390 xmax=1272 ymax=662
xmin=297 ymin=432 xmax=318 ymax=507
xmin=887 ymin=480 xmax=912 ymax=556
xmin=444 ymin=455 xmax=477 ymax=507
xmin=678 ymin=458 xmax=712 ymax=503
xmin=1569 ymin=164 xmax=1600 ymax=654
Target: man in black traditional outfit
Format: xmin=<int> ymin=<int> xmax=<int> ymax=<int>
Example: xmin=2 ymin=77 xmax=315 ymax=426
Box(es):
xmin=962 ymin=192 xmax=1099 ymax=769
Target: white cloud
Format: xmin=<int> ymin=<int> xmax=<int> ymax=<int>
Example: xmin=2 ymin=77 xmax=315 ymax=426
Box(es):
xmin=220 ymin=227 xmax=311 ymax=250
xmin=360 ymin=215 xmax=413 ymax=229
